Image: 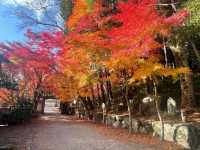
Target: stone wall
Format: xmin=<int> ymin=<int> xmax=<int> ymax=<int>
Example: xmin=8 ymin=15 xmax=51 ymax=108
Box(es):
xmin=93 ymin=113 xmax=200 ymax=150
xmin=93 ymin=112 xmax=103 ymax=123
xmin=152 ymin=121 xmax=200 ymax=150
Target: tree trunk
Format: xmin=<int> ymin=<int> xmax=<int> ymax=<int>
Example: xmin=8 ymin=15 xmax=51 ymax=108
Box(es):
xmin=179 ymin=46 xmax=195 ymax=111
xmin=170 ymin=45 xmax=196 ymax=111
xmin=100 ymin=80 xmax=106 ymax=103
xmin=127 ymin=104 xmax=132 ymax=134
xmin=125 ymin=82 xmax=132 ymax=134
xmin=153 ymin=80 xmax=164 ymax=141
xmin=191 ymin=41 xmax=200 ymax=63
xmin=180 ymin=73 xmax=195 ymax=110
xmin=96 ymin=83 xmax=101 ymax=104
xmin=106 ymin=80 xmax=112 ymax=108
xmin=33 ymin=90 xmax=39 ymax=112
xmin=90 ymin=85 xmax=95 ymax=102
xmin=163 ymin=38 xmax=168 ymax=67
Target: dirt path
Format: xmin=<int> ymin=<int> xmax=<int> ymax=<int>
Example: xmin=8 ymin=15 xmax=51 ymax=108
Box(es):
xmin=0 ymin=114 xmax=159 ymax=150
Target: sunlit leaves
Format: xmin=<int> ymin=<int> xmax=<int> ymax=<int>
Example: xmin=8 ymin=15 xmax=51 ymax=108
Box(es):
xmin=1 ymin=30 xmax=60 ymax=99
xmin=102 ymin=0 xmax=189 ymax=89
xmin=1 ymin=0 xmax=190 ymax=103
xmin=67 ymin=0 xmax=93 ymax=30
xmin=0 ymin=88 xmax=11 ymax=102
xmin=129 ymin=59 xmax=190 ymax=83
xmin=180 ymin=0 xmax=200 ymax=41
xmin=47 ymin=73 xmax=79 ymax=101
xmin=108 ymin=0 xmax=164 ymax=45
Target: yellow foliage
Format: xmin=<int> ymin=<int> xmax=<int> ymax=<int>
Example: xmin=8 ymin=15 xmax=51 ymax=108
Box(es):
xmin=9 ymin=56 xmax=21 ymax=64
xmin=78 ymin=86 xmax=91 ymax=97
xmin=129 ymin=59 xmax=190 ymax=84
xmin=0 ymin=88 xmax=12 ymax=103
xmin=67 ymin=0 xmax=90 ymax=29
xmin=48 ymin=73 xmax=79 ymax=102
xmin=0 ymin=88 xmax=9 ymax=101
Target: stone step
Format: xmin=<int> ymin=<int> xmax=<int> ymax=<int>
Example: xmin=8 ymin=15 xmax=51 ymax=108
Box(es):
xmin=186 ymin=112 xmax=200 ymax=122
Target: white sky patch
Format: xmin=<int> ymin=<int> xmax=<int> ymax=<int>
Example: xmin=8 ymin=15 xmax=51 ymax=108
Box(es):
xmin=1 ymin=0 xmax=30 ymax=5
xmin=0 ymin=0 xmax=52 ymax=20
xmin=55 ymin=12 xmax=64 ymax=26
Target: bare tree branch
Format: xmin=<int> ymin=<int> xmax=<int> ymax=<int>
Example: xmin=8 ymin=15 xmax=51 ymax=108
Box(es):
xmin=7 ymin=0 xmax=67 ymax=31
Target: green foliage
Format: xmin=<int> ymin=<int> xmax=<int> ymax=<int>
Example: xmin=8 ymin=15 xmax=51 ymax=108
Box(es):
xmin=174 ymin=0 xmax=200 ymax=43
xmin=60 ymin=0 xmax=73 ymax=21
xmin=183 ymin=0 xmax=200 ymax=41
xmin=60 ymin=0 xmax=73 ymax=33
xmin=86 ymin=0 xmax=94 ymax=12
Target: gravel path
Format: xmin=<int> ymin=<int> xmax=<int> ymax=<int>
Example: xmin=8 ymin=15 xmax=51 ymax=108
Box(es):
xmin=0 ymin=114 xmax=158 ymax=150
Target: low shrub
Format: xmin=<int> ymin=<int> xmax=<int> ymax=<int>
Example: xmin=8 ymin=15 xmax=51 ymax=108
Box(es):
xmin=0 ymin=100 xmax=33 ymax=125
